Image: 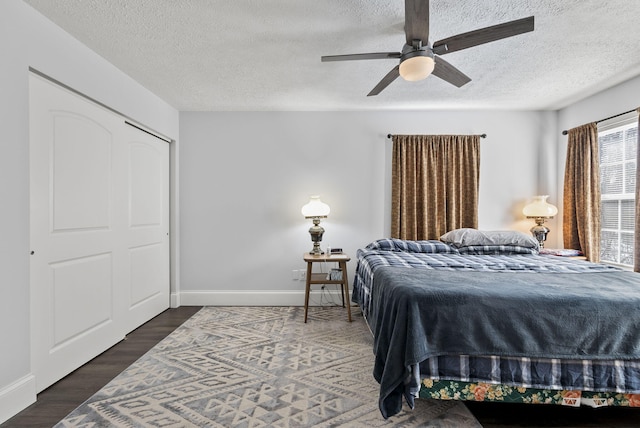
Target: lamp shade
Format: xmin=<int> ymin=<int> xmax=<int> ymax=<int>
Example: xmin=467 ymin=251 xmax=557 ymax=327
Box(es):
xmin=301 ymin=195 xmax=330 ymax=218
xmin=399 ymin=55 xmax=435 ymax=81
xmin=523 ymin=195 xmax=558 ymax=218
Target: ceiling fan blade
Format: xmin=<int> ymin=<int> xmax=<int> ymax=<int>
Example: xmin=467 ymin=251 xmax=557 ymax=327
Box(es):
xmin=404 ymin=0 xmax=430 ymax=45
xmin=432 ymin=16 xmax=534 ymax=55
xmin=431 ymin=56 xmax=471 ymax=88
xmin=367 ymin=65 xmax=400 ymax=96
xmin=321 ymin=52 xmax=401 ymax=62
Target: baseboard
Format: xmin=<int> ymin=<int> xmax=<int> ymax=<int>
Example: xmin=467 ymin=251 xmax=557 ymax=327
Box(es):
xmin=179 ymin=289 xmax=349 ymax=306
xmin=0 ymin=374 xmax=36 ymax=425
xmin=170 ymin=291 xmax=180 ymax=308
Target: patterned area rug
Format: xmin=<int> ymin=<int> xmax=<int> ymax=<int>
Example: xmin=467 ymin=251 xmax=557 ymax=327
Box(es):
xmin=55 ymin=306 xmax=481 ymax=427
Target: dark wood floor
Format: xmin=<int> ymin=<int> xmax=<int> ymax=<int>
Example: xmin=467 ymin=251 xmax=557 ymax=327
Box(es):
xmin=3 ymin=306 xmax=640 ymax=427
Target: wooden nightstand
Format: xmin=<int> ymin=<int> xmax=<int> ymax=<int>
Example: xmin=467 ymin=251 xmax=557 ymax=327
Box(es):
xmin=303 ymin=252 xmax=352 ymax=323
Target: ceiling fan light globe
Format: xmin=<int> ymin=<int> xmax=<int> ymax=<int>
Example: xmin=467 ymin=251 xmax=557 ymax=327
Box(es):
xmin=399 ymin=55 xmax=435 ymax=81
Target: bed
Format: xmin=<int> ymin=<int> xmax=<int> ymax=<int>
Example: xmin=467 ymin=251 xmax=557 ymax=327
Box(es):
xmin=352 ymin=231 xmax=640 ymax=418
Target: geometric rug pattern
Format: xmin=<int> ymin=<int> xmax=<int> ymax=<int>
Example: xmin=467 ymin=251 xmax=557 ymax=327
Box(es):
xmin=54 ymin=306 xmax=481 ymax=427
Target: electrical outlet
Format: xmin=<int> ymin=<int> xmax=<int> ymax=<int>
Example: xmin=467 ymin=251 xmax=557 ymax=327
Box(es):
xmin=298 ymin=270 xmax=306 ymax=281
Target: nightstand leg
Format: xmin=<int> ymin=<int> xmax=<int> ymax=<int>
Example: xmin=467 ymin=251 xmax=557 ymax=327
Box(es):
xmin=340 ymin=261 xmax=352 ymax=322
xmin=304 ymin=262 xmax=312 ymax=323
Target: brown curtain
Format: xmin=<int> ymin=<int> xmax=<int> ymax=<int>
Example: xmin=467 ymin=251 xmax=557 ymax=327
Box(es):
xmin=563 ymin=123 xmax=601 ymax=262
xmin=635 ymin=108 xmax=640 ymax=272
xmin=391 ymin=134 xmax=480 ymax=240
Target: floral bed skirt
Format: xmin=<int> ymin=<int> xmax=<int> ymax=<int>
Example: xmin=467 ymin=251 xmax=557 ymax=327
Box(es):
xmin=419 ymin=379 xmax=640 ymax=407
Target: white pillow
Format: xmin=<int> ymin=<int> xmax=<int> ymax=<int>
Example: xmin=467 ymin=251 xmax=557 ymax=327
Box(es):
xmin=440 ymin=228 xmax=539 ymax=249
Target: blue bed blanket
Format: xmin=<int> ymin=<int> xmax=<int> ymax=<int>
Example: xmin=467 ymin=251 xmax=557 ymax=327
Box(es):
xmin=371 ymin=267 xmax=640 ymax=418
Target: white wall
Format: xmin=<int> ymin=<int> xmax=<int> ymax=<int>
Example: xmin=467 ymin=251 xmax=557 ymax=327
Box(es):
xmin=179 ymin=110 xmax=553 ymax=304
xmin=0 ymin=0 xmax=179 ymax=423
xmin=556 ymin=75 xmax=640 ymax=245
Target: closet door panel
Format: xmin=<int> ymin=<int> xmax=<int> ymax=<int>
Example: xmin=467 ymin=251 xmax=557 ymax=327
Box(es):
xmin=29 ymin=74 xmax=124 ymax=392
xmin=51 ymin=114 xmax=111 ymax=231
xmin=50 ymin=253 xmax=113 ymax=346
xmin=125 ymin=130 xmax=170 ymax=329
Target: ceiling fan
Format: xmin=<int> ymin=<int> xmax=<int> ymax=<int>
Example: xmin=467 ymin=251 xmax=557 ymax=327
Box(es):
xmin=321 ymin=0 xmax=534 ymax=96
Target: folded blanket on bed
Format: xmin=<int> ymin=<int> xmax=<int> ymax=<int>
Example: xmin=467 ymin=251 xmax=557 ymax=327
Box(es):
xmin=370 ymin=267 xmax=640 ymax=418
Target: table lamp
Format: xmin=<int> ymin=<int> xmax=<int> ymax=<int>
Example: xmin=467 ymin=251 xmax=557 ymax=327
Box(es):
xmin=301 ymin=195 xmax=330 ymax=255
xmin=523 ymin=195 xmax=558 ymax=248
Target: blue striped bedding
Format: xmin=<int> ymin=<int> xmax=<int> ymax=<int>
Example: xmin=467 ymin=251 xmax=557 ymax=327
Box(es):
xmin=352 ymin=239 xmax=640 ymax=416
xmin=354 ymin=239 xmax=619 ymax=321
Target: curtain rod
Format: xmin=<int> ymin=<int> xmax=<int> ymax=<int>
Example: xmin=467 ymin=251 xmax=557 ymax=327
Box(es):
xmin=387 ymin=133 xmax=487 ymax=139
xmin=561 ymin=108 xmax=637 ymax=135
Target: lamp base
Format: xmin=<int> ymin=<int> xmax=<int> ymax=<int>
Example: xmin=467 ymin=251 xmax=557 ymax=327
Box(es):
xmin=529 ymin=217 xmax=550 ymax=249
xmin=308 ymin=218 xmax=325 ymax=256
xmin=309 ymin=242 xmax=324 ymax=256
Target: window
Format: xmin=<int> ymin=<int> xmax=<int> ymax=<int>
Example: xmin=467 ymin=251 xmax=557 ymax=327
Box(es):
xmin=598 ymin=114 xmax=638 ymax=266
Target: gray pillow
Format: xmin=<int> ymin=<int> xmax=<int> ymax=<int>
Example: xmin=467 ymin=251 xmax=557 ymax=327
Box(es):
xmin=440 ymin=228 xmax=539 ymax=249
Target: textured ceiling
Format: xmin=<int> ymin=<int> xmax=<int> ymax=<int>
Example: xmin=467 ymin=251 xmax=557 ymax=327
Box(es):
xmin=23 ymin=0 xmax=640 ymax=111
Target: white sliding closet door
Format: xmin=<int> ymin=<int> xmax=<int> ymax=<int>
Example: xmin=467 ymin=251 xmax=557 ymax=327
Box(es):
xmin=123 ymin=125 xmax=170 ymax=329
xmin=29 ymin=73 xmax=169 ymax=392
